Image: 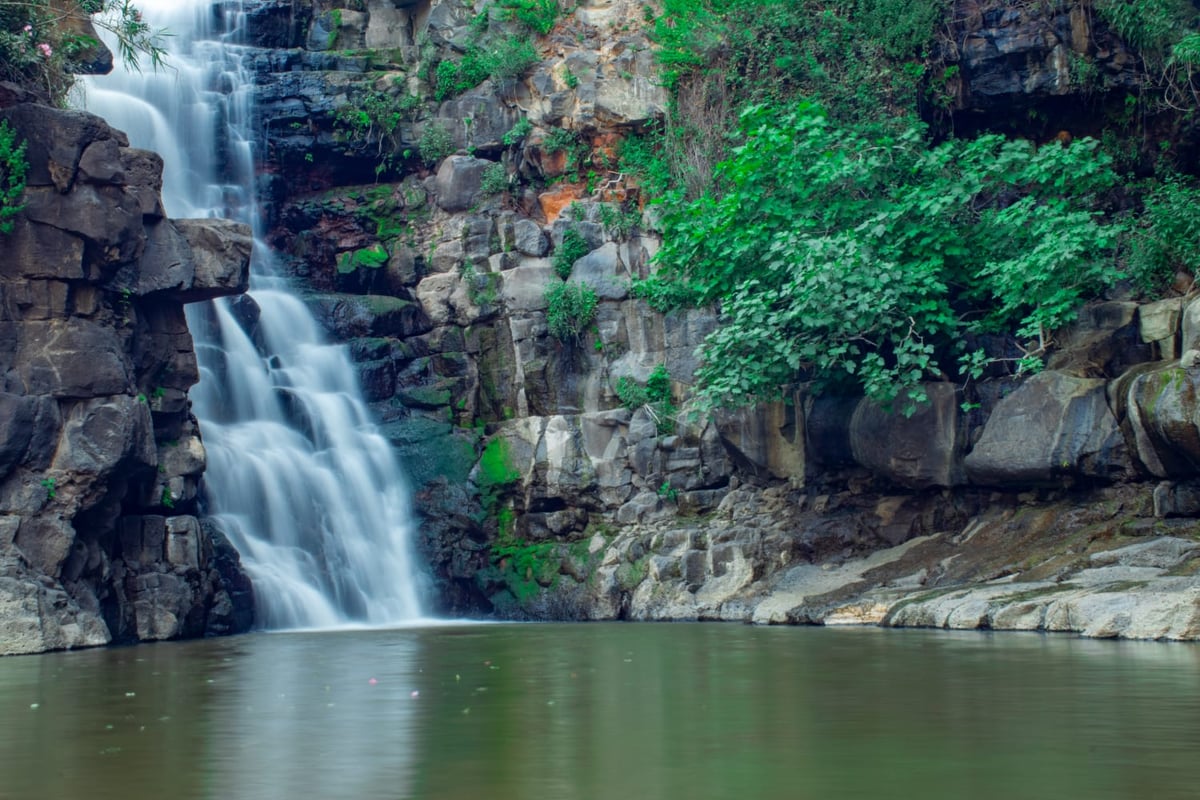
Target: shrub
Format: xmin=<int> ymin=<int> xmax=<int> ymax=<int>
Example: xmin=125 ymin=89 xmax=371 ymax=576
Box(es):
xmin=434 ymin=37 xmax=539 ymax=100
xmin=645 ymin=0 xmax=942 ymax=198
xmin=544 ymin=280 xmax=597 ymax=342
xmin=0 ymin=1 xmax=167 ymax=105
xmin=615 ymin=364 xmax=675 ymax=433
xmin=619 ymin=128 xmax=671 ymax=199
xmin=598 ymin=203 xmax=641 ymax=240
xmin=480 ymin=161 xmax=509 ymax=195
xmin=553 ymin=228 xmax=590 ymax=278
xmin=503 ymin=116 xmax=533 ymax=146
xmin=543 ymin=128 xmax=588 ymax=172
xmin=854 ymin=0 xmax=947 ymax=59
xmin=418 ymin=121 xmax=454 ymax=166
xmin=497 ymin=0 xmax=561 ymax=35
xmin=334 ymin=87 xmax=421 ymax=174
xmin=1125 ymin=174 xmax=1200 ymax=288
xmin=0 ymin=119 xmax=27 ymax=235
xmin=1095 ymin=0 xmax=1197 ymax=63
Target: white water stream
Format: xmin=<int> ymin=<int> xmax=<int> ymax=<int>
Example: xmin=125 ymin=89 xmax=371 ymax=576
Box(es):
xmin=83 ymin=1 xmax=426 ymax=628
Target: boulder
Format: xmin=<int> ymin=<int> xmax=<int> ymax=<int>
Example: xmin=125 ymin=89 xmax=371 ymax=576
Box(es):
xmin=850 ymin=382 xmax=966 ymax=488
xmin=513 ymin=219 xmax=549 ymax=257
xmin=310 ymin=293 xmax=434 ymax=339
xmin=594 ymin=47 xmax=669 ymax=127
xmin=434 ymin=156 xmax=490 ymax=212
xmin=0 ymin=104 xmax=123 ymax=191
xmin=15 ymin=319 xmax=130 ymax=398
xmin=1125 ymin=364 xmax=1200 ymax=477
xmin=1139 ymin=298 xmax=1183 ymax=359
xmin=169 ymin=219 xmax=254 ymax=301
xmin=0 ymin=393 xmax=35 ymax=478
xmin=500 ymin=261 xmax=557 ymax=312
xmin=2 ymin=218 xmax=86 ymax=280
xmin=1182 ymin=295 xmax=1200 ymax=353
xmin=21 ymin=183 xmax=145 ymax=264
xmin=0 ymin=574 xmax=110 ymax=656
xmin=571 ymin=242 xmax=629 ymax=300
xmin=965 ymin=371 xmax=1129 ymax=485
xmin=1154 ymin=481 xmax=1200 ymax=518
xmin=714 ymin=397 xmax=805 ymax=482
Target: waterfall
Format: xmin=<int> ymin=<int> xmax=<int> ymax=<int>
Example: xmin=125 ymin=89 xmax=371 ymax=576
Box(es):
xmin=82 ymin=1 xmax=426 ymax=628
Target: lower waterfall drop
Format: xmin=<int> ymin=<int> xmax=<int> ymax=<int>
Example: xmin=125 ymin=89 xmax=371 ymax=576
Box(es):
xmin=83 ymin=0 xmax=426 ymax=628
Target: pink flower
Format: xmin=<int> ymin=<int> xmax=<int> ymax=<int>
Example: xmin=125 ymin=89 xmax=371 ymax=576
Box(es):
xmin=37 ymin=43 xmax=52 ymax=58
xmin=23 ymin=25 xmax=31 ymax=33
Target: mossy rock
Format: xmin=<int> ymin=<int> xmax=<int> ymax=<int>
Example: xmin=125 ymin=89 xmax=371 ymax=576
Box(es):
xmin=308 ymin=292 xmax=434 ymax=338
xmin=380 ymin=418 xmax=480 ymax=487
xmin=336 ymin=244 xmax=389 ymax=274
xmin=397 ymin=384 xmax=453 ymax=409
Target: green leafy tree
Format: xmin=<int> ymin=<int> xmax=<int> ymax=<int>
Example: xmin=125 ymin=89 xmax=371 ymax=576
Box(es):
xmin=639 ymin=102 xmax=1124 ymax=412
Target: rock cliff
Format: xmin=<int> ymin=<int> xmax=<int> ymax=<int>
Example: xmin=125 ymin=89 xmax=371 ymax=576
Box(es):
xmin=213 ymin=0 xmax=1200 ymax=640
xmin=0 ymin=98 xmax=255 ymax=655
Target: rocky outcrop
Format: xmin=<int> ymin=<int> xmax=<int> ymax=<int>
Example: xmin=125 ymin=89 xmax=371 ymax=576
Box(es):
xmin=0 ymin=100 xmax=254 ymax=655
xmin=950 ymin=0 xmax=1139 ymax=112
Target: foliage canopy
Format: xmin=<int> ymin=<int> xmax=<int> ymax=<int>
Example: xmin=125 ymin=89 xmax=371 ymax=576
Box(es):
xmin=637 ymin=103 xmax=1125 ymax=412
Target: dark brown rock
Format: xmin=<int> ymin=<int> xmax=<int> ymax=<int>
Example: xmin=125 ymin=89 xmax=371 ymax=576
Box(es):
xmin=0 ymin=393 xmax=35 ymax=478
xmin=850 ymin=383 xmax=967 ymax=488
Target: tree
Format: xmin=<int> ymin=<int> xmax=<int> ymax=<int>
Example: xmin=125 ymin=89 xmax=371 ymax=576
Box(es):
xmin=636 ymin=102 xmax=1124 ymax=413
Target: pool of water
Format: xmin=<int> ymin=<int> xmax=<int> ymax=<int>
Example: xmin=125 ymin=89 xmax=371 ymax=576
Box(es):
xmin=2 ymin=623 xmax=1199 ymax=799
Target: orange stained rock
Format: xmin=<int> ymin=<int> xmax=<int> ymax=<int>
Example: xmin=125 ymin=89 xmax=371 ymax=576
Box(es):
xmin=540 ymin=147 xmax=569 ymax=177
xmin=593 ymin=132 xmax=622 ymax=166
xmin=539 ymin=183 xmax=585 ymax=224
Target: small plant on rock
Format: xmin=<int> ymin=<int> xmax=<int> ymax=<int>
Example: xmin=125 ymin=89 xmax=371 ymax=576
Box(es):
xmin=480 ymin=161 xmax=509 ymax=195
xmin=418 ymin=121 xmax=454 ymax=166
xmin=503 ymin=116 xmax=533 ymax=146
xmin=553 ymin=227 xmax=590 ymax=279
xmin=0 ymin=119 xmax=27 ymax=235
xmin=544 ymin=280 xmax=598 ymax=342
xmin=615 ymin=364 xmax=676 ymax=433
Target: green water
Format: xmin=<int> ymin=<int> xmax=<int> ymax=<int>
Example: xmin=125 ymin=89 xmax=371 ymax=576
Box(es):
xmin=2 ymin=624 xmax=1199 ymax=799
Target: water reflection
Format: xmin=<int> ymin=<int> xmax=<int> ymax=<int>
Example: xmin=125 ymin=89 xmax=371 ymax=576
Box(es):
xmin=3 ymin=625 xmax=1200 ymax=800
xmin=206 ymin=633 xmax=420 ymax=799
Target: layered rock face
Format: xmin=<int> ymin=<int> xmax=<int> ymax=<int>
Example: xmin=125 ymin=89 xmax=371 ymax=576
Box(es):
xmin=0 ymin=100 xmax=255 ymax=655
xmin=159 ymin=0 xmax=1200 ymax=638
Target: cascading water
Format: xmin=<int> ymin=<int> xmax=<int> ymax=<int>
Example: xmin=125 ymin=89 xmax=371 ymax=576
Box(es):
xmin=82 ymin=1 xmax=426 ymax=628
